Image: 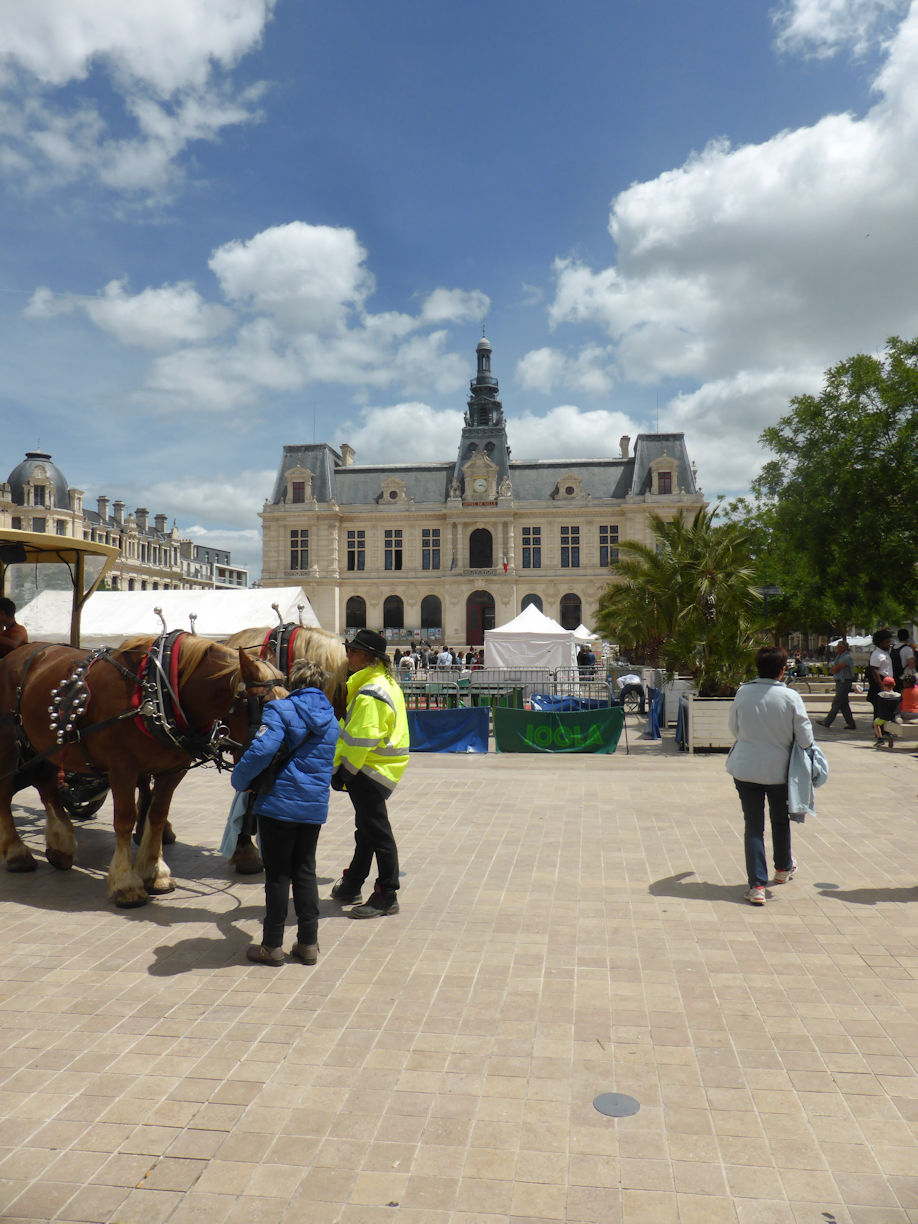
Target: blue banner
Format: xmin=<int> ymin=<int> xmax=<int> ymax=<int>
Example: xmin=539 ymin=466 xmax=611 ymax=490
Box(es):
xmin=407 ymin=707 xmax=490 ymax=753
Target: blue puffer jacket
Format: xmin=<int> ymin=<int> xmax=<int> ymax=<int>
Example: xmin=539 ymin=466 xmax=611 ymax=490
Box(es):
xmin=231 ymin=688 xmax=338 ymax=825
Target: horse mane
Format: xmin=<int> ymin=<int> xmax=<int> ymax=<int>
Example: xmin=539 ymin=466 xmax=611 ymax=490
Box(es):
xmin=289 ymin=628 xmax=347 ymax=700
xmin=223 ymin=626 xmax=267 ymax=654
xmin=115 ymin=635 xmax=239 ymax=686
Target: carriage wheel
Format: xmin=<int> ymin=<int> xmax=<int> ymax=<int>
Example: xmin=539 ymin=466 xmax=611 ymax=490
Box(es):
xmin=60 ymin=774 xmax=110 ymax=821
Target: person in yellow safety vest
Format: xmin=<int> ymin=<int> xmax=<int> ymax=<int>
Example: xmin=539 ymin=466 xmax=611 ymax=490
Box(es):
xmin=330 ymin=628 xmax=410 ymax=918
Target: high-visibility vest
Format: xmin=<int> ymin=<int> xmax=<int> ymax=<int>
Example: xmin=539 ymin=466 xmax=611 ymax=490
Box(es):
xmin=334 ymin=662 xmax=410 ymax=792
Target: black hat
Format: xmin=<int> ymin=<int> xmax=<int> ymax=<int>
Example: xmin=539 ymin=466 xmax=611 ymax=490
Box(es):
xmin=348 ymin=628 xmax=388 ymax=659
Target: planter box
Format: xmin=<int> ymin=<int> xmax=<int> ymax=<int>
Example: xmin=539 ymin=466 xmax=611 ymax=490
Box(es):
xmin=687 ymin=694 xmax=734 ymax=752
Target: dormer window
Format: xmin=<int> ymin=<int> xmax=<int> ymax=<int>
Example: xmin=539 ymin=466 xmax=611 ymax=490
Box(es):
xmin=658 ymin=471 xmax=672 ymax=495
xmin=380 ymin=477 xmax=408 ymax=503
xmin=285 ymin=466 xmax=312 ymax=503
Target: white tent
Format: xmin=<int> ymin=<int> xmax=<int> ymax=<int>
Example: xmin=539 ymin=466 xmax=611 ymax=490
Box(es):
xmin=484 ymin=602 xmax=578 ymax=670
xmin=18 ymin=586 xmax=321 ymax=649
xmin=573 ymin=622 xmax=599 ymax=642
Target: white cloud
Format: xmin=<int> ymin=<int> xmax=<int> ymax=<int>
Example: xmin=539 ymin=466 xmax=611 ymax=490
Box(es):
xmin=516 ymin=345 xmax=615 ymax=395
xmin=210 ymin=222 xmax=375 ymax=331
xmin=419 ymin=287 xmax=490 ymax=326
xmin=27 ymin=278 xmax=234 ymax=348
xmin=0 ymin=0 xmax=275 ymax=194
xmin=29 ymin=219 xmax=488 ymax=412
xmin=542 ymin=2 xmax=918 ymax=486
xmin=336 ymin=401 xmax=642 ymax=468
xmin=773 ymin=0 xmax=908 ymax=59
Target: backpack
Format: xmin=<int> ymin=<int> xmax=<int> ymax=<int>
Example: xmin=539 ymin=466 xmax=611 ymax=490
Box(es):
xmin=892 ymin=642 xmax=910 ymax=681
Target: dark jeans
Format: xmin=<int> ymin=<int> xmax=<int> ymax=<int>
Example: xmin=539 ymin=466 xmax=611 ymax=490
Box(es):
xmin=733 ymin=779 xmax=792 ymax=888
xmin=257 ymin=814 xmax=321 ymax=947
xmin=825 ymin=679 xmax=855 ymax=728
xmin=344 ymin=771 xmax=400 ymax=900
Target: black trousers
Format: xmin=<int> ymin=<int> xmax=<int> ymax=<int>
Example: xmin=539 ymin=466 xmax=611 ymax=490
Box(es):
xmin=256 ymin=814 xmax=321 ymax=947
xmin=344 ymin=771 xmax=400 ymax=899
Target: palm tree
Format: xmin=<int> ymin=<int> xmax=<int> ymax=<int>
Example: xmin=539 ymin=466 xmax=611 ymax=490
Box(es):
xmin=595 ymin=507 xmax=763 ymax=695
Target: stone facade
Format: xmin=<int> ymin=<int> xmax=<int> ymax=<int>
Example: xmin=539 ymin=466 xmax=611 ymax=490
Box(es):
xmin=260 ymin=337 xmax=705 ymax=645
xmin=1 ymin=451 xmax=247 ymax=592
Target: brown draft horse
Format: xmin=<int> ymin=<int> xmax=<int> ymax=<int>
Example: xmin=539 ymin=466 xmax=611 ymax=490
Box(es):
xmin=224 ymin=624 xmax=347 ymax=713
xmin=0 ymin=636 xmax=282 ymax=907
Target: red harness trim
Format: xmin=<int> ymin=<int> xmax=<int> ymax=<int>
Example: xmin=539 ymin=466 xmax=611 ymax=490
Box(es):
xmin=132 ymin=632 xmax=189 ymax=739
xmin=259 ymin=629 xmax=273 ymax=661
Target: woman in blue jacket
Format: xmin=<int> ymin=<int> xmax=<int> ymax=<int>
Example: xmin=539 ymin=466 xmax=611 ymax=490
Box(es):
xmin=232 ymin=659 xmax=339 ymax=965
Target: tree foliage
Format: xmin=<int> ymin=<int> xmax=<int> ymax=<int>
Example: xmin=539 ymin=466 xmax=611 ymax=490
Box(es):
xmin=594 ymin=506 xmax=763 ymax=695
xmin=747 ymin=335 xmax=918 ymax=629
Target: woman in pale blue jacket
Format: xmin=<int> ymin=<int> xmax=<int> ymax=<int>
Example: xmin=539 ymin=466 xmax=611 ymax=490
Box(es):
xmin=726 ymin=645 xmax=813 ymax=906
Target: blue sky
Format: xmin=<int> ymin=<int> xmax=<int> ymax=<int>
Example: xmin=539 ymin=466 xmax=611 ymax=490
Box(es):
xmin=1 ymin=0 xmax=915 ymax=575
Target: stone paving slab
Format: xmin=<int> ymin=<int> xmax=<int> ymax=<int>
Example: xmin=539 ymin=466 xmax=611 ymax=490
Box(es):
xmin=0 ymin=723 xmax=917 ymax=1223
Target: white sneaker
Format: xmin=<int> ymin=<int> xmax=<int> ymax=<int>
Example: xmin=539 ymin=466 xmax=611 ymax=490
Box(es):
xmin=745 ymin=886 xmax=766 ymax=905
xmin=774 ymin=859 xmax=797 ymax=884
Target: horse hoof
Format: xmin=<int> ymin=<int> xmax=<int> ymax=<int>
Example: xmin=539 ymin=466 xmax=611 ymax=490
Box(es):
xmin=6 ymin=854 xmax=37 ymax=873
xmin=144 ymin=877 xmax=176 ymax=895
xmin=235 ymin=859 xmax=264 ymax=875
xmin=162 ymin=823 xmax=177 ymax=846
xmin=45 ymin=849 xmax=74 ymax=871
xmin=113 ymin=891 xmax=150 ymax=909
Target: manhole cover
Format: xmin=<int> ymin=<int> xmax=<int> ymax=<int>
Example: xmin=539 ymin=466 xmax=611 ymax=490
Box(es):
xmin=593 ymin=1092 xmax=640 ymax=1117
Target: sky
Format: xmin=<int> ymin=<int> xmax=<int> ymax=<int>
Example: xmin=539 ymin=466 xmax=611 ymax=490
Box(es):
xmin=2 ymin=0 xmax=917 ymax=577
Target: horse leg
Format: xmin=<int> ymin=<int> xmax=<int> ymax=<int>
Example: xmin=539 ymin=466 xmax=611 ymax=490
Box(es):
xmin=36 ymin=775 xmax=76 ymax=871
xmin=0 ymin=777 xmax=36 ymax=872
xmin=134 ymin=776 xmax=177 ymax=848
xmin=230 ymin=831 xmax=263 ymax=875
xmin=134 ymin=773 xmax=181 ymax=895
xmin=107 ymin=772 xmax=149 ymax=908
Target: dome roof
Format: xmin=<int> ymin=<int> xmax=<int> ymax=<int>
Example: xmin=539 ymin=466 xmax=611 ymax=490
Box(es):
xmin=7 ymin=451 xmax=71 ymax=510
xmin=476 ymin=336 xmax=492 ymax=352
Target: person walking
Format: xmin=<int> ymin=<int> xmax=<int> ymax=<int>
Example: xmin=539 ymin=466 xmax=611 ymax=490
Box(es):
xmin=819 ymin=639 xmax=856 ymax=730
xmin=231 ymin=660 xmax=339 ymax=966
xmin=331 ymin=628 xmax=410 ymax=918
xmin=726 ymin=645 xmax=814 ymax=905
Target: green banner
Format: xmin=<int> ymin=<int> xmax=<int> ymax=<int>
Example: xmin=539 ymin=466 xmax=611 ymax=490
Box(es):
xmin=493 ymin=705 xmax=624 ymax=754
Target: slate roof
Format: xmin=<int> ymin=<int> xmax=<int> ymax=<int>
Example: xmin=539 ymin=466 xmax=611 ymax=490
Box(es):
xmin=267 ymin=433 xmax=698 ymax=507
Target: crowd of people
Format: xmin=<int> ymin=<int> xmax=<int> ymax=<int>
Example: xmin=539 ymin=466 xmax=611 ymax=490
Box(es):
xmin=393 ymin=642 xmax=484 ymax=672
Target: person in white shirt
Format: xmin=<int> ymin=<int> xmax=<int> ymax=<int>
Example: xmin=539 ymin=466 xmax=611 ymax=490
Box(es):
xmin=436 ymin=646 xmax=452 ymax=668
xmin=726 ymin=645 xmax=813 ymax=906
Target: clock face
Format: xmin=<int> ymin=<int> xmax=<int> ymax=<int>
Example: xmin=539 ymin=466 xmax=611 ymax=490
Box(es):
xmin=473 ymin=478 xmax=488 ymax=493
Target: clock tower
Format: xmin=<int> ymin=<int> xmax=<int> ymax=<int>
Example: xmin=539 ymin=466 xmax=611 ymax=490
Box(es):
xmin=454 ymin=333 xmax=512 ymax=503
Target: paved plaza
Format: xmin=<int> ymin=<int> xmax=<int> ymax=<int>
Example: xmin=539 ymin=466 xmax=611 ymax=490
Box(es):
xmin=1 ymin=723 xmax=917 ymax=1224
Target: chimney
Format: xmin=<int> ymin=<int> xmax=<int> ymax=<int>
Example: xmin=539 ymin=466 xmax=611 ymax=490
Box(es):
xmin=135 ymin=507 xmax=149 ymax=532
xmin=112 ymin=500 xmax=124 ymax=526
xmin=340 ymin=442 xmax=355 ymax=466
xmin=97 ymin=495 xmax=110 ymax=519
xmin=154 ymin=513 xmax=168 ymax=534
xmin=619 ymin=435 xmax=631 ymax=460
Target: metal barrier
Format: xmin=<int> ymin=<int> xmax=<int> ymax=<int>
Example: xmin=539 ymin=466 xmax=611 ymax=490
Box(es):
xmin=398 ymin=668 xmax=615 ymax=714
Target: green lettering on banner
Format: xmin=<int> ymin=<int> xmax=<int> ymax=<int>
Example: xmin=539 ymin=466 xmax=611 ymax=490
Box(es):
xmin=495 ymin=705 xmax=624 ymax=755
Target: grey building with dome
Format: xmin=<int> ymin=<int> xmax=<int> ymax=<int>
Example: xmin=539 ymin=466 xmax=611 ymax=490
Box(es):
xmin=1 ymin=451 xmax=247 ymax=592
xmin=260 ymin=336 xmax=705 ymax=645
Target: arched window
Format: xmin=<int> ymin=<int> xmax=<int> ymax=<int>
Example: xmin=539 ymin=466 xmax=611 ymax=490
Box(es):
xmin=560 ymin=593 xmax=581 ymax=630
xmin=469 ymin=528 xmax=493 ymax=568
xmin=521 ymin=593 xmax=543 ymax=612
xmin=420 ymin=595 xmax=442 ymax=630
xmin=346 ymin=596 xmax=366 ymax=631
xmin=383 ymin=595 xmax=404 ymax=629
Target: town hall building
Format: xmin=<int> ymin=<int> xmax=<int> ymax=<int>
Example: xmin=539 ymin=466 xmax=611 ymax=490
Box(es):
xmin=260 ymin=336 xmax=704 ymax=646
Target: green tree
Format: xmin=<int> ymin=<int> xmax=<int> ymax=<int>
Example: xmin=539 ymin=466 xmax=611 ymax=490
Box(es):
xmin=594 ymin=506 xmax=763 ymax=695
xmin=751 ymin=335 xmax=918 ymax=629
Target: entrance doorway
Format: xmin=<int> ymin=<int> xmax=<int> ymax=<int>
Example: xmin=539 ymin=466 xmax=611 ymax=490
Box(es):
xmin=465 ymin=589 xmax=495 ymax=646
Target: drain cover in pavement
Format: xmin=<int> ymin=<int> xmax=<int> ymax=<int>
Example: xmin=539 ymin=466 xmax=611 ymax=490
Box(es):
xmin=593 ymin=1092 xmax=640 ymax=1117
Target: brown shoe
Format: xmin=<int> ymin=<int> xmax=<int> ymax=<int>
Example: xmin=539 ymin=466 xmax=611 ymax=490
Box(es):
xmin=246 ymin=943 xmax=284 ymax=966
xmin=291 ymin=942 xmax=319 ymax=965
